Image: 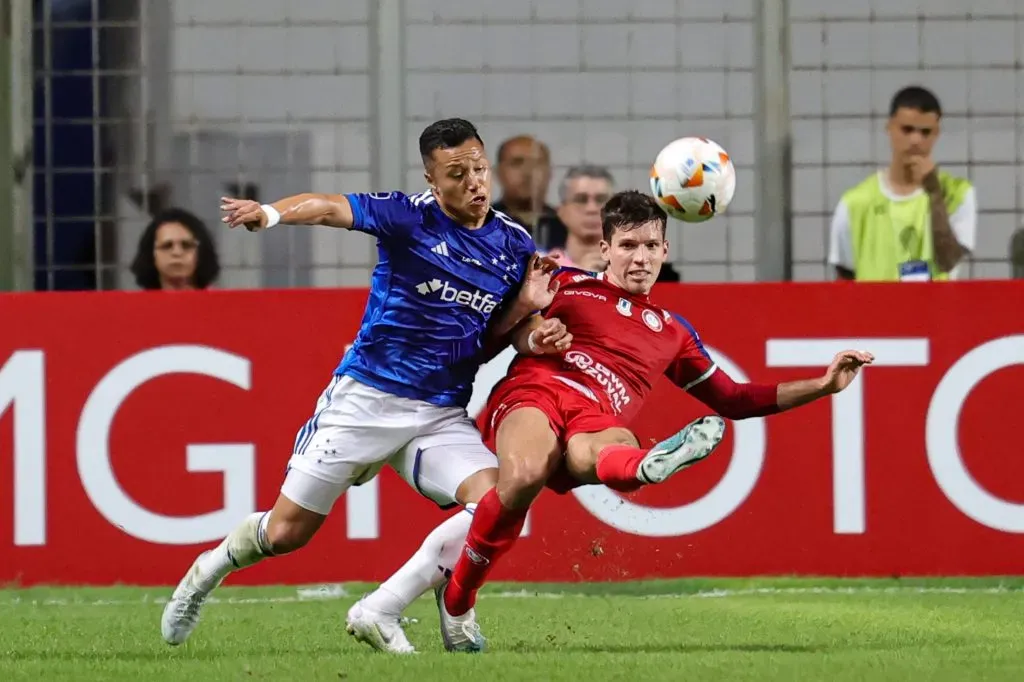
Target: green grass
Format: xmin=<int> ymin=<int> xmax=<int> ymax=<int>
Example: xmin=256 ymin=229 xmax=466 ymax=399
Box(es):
xmin=2 ymin=578 xmax=1023 ymax=681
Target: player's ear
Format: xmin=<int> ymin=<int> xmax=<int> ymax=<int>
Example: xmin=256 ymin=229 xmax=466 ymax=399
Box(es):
xmin=599 ymin=239 xmax=611 ymax=260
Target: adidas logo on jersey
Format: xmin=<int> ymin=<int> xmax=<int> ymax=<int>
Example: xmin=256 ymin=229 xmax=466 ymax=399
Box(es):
xmin=415 ymin=279 xmax=498 ymax=314
xmin=431 ymin=241 xmax=483 ymax=267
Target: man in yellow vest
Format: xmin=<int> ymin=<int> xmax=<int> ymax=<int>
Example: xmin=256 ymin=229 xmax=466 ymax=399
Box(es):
xmin=828 ymin=86 xmax=976 ymax=281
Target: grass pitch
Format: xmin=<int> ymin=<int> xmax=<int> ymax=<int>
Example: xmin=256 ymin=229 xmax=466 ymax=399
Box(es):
xmin=2 ymin=578 xmax=1023 ymax=681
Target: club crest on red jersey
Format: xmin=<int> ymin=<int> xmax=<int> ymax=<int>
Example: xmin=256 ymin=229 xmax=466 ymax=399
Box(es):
xmin=616 ymin=298 xmax=633 ymax=317
xmin=642 ymin=308 xmax=663 ymax=332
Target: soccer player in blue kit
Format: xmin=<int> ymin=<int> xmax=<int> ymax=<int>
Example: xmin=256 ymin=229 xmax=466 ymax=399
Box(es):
xmin=160 ymin=119 xmax=570 ymax=650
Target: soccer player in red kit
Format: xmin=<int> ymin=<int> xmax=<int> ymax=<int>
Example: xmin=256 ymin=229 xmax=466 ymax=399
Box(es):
xmin=435 ymin=190 xmax=875 ymax=652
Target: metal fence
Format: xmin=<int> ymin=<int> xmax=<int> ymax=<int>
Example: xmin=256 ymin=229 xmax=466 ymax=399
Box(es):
xmin=17 ymin=0 xmax=1024 ymax=290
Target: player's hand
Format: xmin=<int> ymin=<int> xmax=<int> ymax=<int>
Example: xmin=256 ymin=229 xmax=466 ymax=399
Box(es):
xmin=220 ymin=197 xmax=268 ymax=232
xmin=518 ymin=253 xmax=561 ymax=311
xmin=821 ymin=350 xmax=874 ymax=394
xmin=906 ymin=155 xmax=937 ymax=187
xmin=528 ymin=318 xmax=572 ymax=355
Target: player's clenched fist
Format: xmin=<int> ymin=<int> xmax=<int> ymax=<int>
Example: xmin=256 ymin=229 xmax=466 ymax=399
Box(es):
xmin=220 ymin=197 xmax=268 ymax=231
xmin=527 ymin=317 xmax=572 ymax=355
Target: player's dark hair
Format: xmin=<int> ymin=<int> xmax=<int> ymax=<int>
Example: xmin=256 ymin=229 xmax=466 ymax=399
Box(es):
xmin=889 ymin=86 xmax=942 ymax=118
xmin=419 ymin=118 xmax=484 ymax=164
xmin=130 ymin=207 xmax=221 ymax=290
xmin=601 ymin=190 xmax=668 ymax=242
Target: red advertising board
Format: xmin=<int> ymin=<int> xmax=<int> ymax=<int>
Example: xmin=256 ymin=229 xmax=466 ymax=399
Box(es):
xmin=1 ymin=281 xmax=1022 ymax=585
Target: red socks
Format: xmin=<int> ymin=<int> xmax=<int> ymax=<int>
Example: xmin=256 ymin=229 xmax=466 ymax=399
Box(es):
xmin=595 ymin=444 xmax=648 ymax=493
xmin=444 ymin=488 xmax=528 ymax=616
xmin=445 ymin=446 xmax=651 ymax=616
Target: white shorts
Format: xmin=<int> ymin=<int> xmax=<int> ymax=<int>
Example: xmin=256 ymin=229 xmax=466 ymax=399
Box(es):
xmin=282 ymin=375 xmax=497 ymax=515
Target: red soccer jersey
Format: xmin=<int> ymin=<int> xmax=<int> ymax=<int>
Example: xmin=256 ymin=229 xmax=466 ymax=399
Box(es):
xmin=506 ymin=267 xmax=716 ymax=422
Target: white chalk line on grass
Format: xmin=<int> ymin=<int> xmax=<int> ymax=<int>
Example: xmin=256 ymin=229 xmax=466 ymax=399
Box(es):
xmin=674 ymin=586 xmax=1020 ymax=599
xmin=0 ymin=584 xmax=1020 ymax=608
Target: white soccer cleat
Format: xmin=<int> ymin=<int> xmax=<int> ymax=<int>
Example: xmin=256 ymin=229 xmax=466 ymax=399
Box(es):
xmin=345 ymin=599 xmax=416 ymax=654
xmin=161 ymin=551 xmax=218 ymax=646
xmin=434 ymin=582 xmax=486 ymax=653
xmin=638 ymin=415 xmax=726 ymax=484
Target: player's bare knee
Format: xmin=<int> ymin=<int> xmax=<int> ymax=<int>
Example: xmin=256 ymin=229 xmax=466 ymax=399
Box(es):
xmin=496 ymin=476 xmax=543 ymax=509
xmin=497 ymin=470 xmax=543 ymax=508
xmin=493 ymin=406 xmax=561 ymax=507
xmin=563 ymin=448 xmax=599 ymax=482
xmin=498 ymin=454 xmax=557 ymax=508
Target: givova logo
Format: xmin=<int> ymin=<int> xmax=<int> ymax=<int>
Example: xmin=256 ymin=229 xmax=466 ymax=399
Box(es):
xmin=415 ymin=279 xmax=498 ymax=314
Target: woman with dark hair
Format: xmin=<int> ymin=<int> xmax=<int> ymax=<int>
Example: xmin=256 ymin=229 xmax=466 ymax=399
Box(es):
xmin=130 ymin=208 xmax=221 ymax=290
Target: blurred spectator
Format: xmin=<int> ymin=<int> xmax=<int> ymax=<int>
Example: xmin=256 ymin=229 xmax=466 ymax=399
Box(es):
xmin=130 ymin=208 xmax=221 ymax=290
xmin=544 ymin=165 xmax=681 ymax=282
xmin=828 ymin=86 xmax=976 ymax=282
xmin=545 ymin=165 xmax=613 ymax=272
xmin=492 ymin=135 xmax=561 ymax=248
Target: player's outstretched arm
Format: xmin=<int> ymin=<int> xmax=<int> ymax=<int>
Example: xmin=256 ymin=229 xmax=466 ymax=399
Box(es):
xmin=221 ymin=194 xmax=354 ymax=231
xmin=686 ymin=349 xmax=874 ymax=419
xmin=777 ymin=349 xmax=874 ymax=409
xmin=686 ymin=370 xmax=779 ymax=420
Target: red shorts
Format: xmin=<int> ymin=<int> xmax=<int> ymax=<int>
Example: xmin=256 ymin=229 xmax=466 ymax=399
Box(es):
xmin=477 ymin=372 xmax=625 ymax=494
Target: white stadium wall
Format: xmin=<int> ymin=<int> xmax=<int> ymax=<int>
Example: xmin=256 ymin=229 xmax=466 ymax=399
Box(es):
xmin=141 ymin=0 xmax=1022 ymax=287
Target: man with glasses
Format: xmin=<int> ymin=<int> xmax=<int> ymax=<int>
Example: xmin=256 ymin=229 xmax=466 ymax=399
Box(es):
xmin=544 ymin=166 xmax=615 ymax=272
xmin=543 ymin=166 xmax=681 ymax=281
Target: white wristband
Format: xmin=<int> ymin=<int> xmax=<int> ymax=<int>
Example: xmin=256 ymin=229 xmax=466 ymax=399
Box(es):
xmin=261 ymin=204 xmax=281 ymax=229
xmin=527 ymin=330 xmax=540 ymax=354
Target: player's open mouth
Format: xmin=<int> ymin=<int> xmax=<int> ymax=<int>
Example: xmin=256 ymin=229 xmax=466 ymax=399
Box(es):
xmin=471 ymin=195 xmax=487 ymax=205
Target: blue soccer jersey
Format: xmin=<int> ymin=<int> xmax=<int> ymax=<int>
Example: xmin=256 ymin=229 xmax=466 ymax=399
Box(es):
xmin=335 ymin=190 xmax=536 ymax=408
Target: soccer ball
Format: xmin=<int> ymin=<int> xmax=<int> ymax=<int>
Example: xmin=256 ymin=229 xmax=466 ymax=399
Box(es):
xmin=649 ymin=137 xmax=736 ymax=223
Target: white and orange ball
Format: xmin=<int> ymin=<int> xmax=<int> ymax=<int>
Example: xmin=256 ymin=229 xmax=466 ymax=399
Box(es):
xmin=649 ymin=137 xmax=736 ymax=223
